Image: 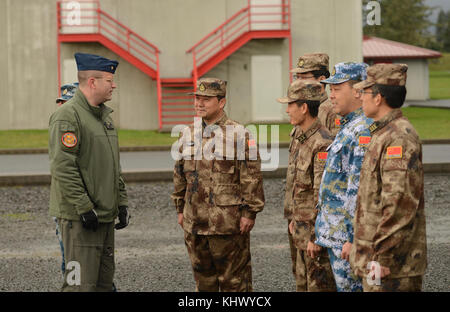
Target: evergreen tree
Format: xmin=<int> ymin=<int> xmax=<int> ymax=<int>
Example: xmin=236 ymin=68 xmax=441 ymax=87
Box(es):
xmin=436 ymin=9 xmax=450 ymax=52
xmin=363 ymin=0 xmax=433 ymax=48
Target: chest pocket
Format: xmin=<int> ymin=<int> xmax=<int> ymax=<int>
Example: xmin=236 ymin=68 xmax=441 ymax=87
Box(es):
xmin=294 ymin=159 xmax=312 ymax=191
xmin=212 ymin=148 xmax=236 ymax=174
xmin=182 ymin=147 xmax=197 ymax=172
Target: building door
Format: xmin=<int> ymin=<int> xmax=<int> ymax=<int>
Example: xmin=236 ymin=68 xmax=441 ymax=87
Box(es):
xmin=251 ymin=55 xmax=283 ymax=122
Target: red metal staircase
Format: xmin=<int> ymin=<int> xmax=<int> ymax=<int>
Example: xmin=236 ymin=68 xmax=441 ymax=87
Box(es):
xmin=187 ymin=0 xmax=292 ymax=84
xmin=57 ymin=0 xmax=160 ymax=81
xmin=57 ymin=0 xmax=291 ymax=131
xmin=159 ymin=78 xmax=195 ymax=129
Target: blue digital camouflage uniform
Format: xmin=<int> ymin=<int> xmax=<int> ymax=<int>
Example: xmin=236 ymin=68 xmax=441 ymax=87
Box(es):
xmin=314 ymin=62 xmax=371 ymax=292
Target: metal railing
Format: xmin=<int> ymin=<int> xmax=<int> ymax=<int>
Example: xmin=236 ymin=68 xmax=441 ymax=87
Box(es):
xmin=186 ymin=0 xmax=291 ymax=88
xmin=57 ymin=0 xmax=160 ymax=73
xmin=57 ymin=0 xmax=161 ymax=125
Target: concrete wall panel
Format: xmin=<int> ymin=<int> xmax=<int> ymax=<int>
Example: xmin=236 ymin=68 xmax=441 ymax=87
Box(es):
xmin=0 ymin=0 xmax=363 ymax=130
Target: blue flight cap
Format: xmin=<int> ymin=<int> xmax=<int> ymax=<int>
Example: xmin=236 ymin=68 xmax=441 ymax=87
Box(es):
xmin=74 ymin=52 xmax=119 ymax=74
xmin=56 ymin=83 xmax=79 ymax=103
xmin=321 ymin=62 xmax=368 ymax=84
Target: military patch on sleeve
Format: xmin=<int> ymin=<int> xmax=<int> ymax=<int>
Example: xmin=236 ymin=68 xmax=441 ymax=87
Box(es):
xmin=359 ymin=136 xmax=371 ymax=145
xmin=317 ymin=152 xmax=328 ymax=161
xmin=386 ymin=146 xmax=402 ymax=159
xmin=248 ymin=139 xmax=256 ymax=147
xmin=61 ymin=132 xmax=77 ymax=148
xmin=335 ymin=118 xmax=341 ymax=126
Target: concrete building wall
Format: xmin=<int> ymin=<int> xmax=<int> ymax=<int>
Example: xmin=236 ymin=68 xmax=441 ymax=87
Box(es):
xmin=394 ymin=59 xmax=429 ymax=101
xmin=0 ymin=0 xmax=363 ymax=130
xmin=0 ymin=0 xmax=58 ymax=130
xmin=60 ymin=43 xmax=157 ymax=129
xmin=207 ymin=39 xmax=290 ymax=125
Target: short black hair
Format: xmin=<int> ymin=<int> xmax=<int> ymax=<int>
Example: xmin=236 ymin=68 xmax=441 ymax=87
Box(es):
xmin=310 ymin=66 xmax=330 ymax=79
xmin=216 ymin=95 xmax=225 ymax=101
xmin=295 ymin=100 xmax=320 ymax=117
xmin=371 ymin=84 xmax=407 ymax=108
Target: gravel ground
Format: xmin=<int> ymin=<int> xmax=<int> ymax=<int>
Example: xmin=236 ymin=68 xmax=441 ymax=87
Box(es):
xmin=0 ymin=174 xmax=449 ymax=292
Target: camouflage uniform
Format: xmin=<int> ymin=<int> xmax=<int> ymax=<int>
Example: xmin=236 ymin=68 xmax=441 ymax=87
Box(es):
xmin=172 ymin=78 xmax=265 ymax=292
xmin=314 ymin=62 xmax=371 ymax=292
xmin=278 ymin=79 xmax=336 ymax=291
xmin=284 ymin=124 xmax=301 ymax=285
xmin=291 ymin=53 xmax=341 ymax=137
xmin=350 ymin=64 xmax=427 ymax=292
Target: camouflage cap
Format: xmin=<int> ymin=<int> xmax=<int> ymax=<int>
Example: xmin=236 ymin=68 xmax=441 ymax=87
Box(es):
xmin=353 ymin=63 xmax=408 ymax=90
xmin=56 ymin=82 xmax=79 ymax=103
xmin=189 ymin=78 xmax=227 ymax=97
xmin=290 ymin=53 xmax=329 ymax=74
xmin=321 ymin=62 xmax=368 ymax=85
xmin=277 ymin=79 xmax=323 ymax=103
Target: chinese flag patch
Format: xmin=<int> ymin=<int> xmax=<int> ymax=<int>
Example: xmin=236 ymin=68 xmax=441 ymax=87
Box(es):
xmin=317 ymin=152 xmax=328 ymax=161
xmin=248 ymin=139 xmax=256 ymax=147
xmin=61 ymin=132 xmax=77 ymax=148
xmin=359 ymin=136 xmax=371 ymax=145
xmin=386 ymin=146 xmax=402 ymax=159
xmin=335 ymin=118 xmax=341 ymax=126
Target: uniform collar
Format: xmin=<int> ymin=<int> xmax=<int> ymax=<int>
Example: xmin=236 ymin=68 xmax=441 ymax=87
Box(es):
xmin=295 ymin=119 xmax=321 ymax=144
xmin=74 ymin=89 xmax=113 ymax=120
xmin=202 ymin=112 xmax=228 ymax=129
xmin=340 ymin=107 xmax=364 ymax=126
xmin=369 ymin=109 xmax=403 ymax=135
xmin=290 ymin=125 xmax=300 ymax=138
xmin=320 ymin=92 xmax=328 ymax=104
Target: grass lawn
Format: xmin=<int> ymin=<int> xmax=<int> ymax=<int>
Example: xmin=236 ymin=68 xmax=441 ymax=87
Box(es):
xmin=429 ymin=52 xmax=450 ymax=100
xmin=0 ymin=129 xmax=178 ymax=149
xmin=429 ymin=70 xmax=450 ymax=100
xmin=1 ymin=107 xmax=449 ymax=149
xmin=401 ymin=107 xmax=450 ymax=139
xmin=429 ymin=52 xmax=450 ymax=71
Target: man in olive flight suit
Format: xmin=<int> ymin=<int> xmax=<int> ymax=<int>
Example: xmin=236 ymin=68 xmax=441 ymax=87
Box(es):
xmin=49 ymin=52 xmax=130 ymax=292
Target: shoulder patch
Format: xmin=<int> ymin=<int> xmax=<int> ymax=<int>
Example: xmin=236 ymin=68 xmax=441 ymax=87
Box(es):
xmin=248 ymin=139 xmax=256 ymax=147
xmin=317 ymin=152 xmax=328 ymax=161
xmin=359 ymin=136 xmax=371 ymax=145
xmin=386 ymin=146 xmax=402 ymax=159
xmin=61 ymin=132 xmax=77 ymax=148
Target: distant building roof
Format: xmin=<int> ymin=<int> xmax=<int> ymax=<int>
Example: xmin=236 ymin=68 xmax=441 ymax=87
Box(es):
xmin=363 ymin=36 xmax=442 ymax=60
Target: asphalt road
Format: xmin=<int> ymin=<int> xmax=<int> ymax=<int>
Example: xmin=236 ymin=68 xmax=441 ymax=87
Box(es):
xmin=1 ymin=145 xmax=450 ymax=175
xmin=0 ymin=174 xmax=449 ymax=292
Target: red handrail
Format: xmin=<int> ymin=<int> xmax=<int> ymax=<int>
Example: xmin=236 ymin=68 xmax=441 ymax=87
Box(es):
xmin=186 ymin=7 xmax=249 ymax=53
xmin=57 ymin=0 xmax=163 ymax=127
xmin=186 ymin=1 xmax=291 ymax=83
xmin=57 ymin=0 xmax=160 ymax=70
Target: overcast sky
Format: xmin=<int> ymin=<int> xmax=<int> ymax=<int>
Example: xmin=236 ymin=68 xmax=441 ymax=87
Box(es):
xmin=425 ymin=0 xmax=450 ymax=26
